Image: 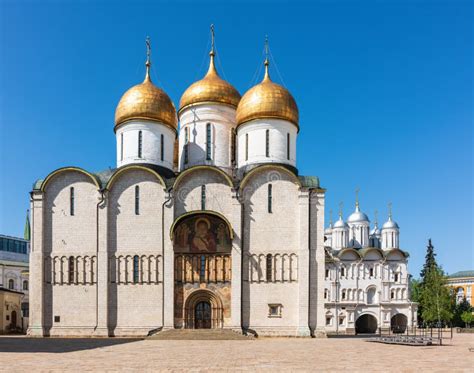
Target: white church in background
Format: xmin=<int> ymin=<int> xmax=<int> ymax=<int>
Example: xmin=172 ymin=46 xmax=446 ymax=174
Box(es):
xmin=27 ymin=29 xmax=415 ymax=337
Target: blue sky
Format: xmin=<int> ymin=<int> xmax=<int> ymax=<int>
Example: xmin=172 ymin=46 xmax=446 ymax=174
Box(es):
xmin=0 ymin=0 xmax=472 ymax=276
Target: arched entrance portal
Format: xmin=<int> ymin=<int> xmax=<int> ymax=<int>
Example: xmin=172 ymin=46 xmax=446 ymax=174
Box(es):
xmin=391 ymin=313 xmax=408 ymax=334
xmin=184 ymin=290 xmax=224 ymax=329
xmin=355 ymin=314 xmax=378 ymax=334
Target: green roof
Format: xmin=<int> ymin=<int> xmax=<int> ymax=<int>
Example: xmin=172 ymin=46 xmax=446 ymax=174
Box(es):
xmin=448 ymin=270 xmax=474 ymax=279
xmin=298 ymin=176 xmax=320 ymax=189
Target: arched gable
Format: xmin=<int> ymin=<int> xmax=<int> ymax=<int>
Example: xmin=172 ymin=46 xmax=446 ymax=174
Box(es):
xmin=385 ymin=248 xmax=408 ymax=261
xmin=362 ymin=248 xmax=384 ymax=261
xmin=174 ymin=166 xmax=233 ymax=189
xmin=40 ymin=167 xmax=100 ymax=192
xmin=338 ymin=248 xmax=362 ymax=261
xmin=105 ymin=165 xmax=166 ymax=190
xmin=239 ymin=165 xmax=301 ymax=191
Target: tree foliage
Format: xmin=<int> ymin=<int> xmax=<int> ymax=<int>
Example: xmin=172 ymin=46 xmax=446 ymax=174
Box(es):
xmin=452 ymin=297 xmax=473 ymax=327
xmin=461 ymin=311 xmax=473 ymax=327
xmin=416 ymin=239 xmax=453 ymax=325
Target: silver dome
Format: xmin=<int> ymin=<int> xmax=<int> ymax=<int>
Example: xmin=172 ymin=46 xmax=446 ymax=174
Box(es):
xmin=347 ymin=205 xmax=369 ymax=224
xmin=382 ymin=219 xmax=399 ymax=230
xmin=333 ymin=217 xmax=348 ymax=229
xmin=370 ymin=226 xmax=381 ymax=236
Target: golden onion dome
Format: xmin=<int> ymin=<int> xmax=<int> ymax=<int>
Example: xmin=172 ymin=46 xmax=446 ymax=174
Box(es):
xmin=236 ymin=59 xmax=299 ymax=129
xmin=179 ymin=26 xmax=240 ymax=112
xmin=115 ymin=60 xmax=177 ymax=131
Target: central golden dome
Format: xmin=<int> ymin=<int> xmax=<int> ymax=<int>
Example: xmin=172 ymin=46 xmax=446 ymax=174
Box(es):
xmin=236 ymin=61 xmax=299 ymax=128
xmin=179 ymin=51 xmax=241 ymax=112
xmin=115 ymin=64 xmax=177 ymax=131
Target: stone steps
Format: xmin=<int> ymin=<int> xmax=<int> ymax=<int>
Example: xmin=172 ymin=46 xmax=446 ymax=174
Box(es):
xmin=148 ymin=329 xmax=253 ymax=340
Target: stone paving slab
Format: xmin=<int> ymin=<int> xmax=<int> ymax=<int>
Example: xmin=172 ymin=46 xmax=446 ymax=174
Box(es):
xmin=0 ymin=332 xmax=473 ymax=372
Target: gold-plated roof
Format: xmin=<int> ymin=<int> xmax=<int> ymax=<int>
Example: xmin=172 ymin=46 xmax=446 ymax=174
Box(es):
xmin=179 ymin=53 xmax=241 ymax=112
xmin=179 ymin=26 xmax=240 ymax=112
xmin=236 ymin=60 xmax=298 ymax=128
xmin=115 ymin=44 xmax=177 ymax=131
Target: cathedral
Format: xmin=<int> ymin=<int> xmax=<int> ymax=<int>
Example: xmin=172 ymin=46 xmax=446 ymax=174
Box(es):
xmin=27 ymin=31 xmax=415 ymax=337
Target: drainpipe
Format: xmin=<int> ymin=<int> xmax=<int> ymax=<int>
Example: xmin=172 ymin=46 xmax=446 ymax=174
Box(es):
xmin=94 ymin=190 xmax=106 ymax=331
xmin=162 ymin=189 xmax=172 ymax=328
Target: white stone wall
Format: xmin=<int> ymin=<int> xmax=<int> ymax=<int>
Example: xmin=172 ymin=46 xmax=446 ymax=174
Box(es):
xmin=41 ymin=171 xmax=101 ymax=334
xmin=241 ymin=168 xmax=302 ymax=335
xmin=324 ymin=255 xmax=412 ymax=334
xmin=381 ymin=228 xmax=400 ymax=249
xmin=107 ymin=169 xmax=166 ymax=334
xmin=178 ymin=104 xmax=237 ymax=174
xmin=116 ymin=120 xmax=176 ymax=171
xmin=236 ymin=119 xmax=297 ymax=169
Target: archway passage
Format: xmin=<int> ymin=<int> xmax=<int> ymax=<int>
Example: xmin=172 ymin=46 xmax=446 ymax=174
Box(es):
xmin=391 ymin=313 xmax=408 ymax=334
xmin=194 ymin=301 xmax=212 ymax=329
xmin=184 ymin=290 xmax=223 ymax=329
xmin=355 ymin=314 xmax=378 ymax=334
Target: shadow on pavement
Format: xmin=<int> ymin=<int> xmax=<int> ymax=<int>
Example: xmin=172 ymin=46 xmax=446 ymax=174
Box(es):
xmin=0 ymin=337 xmax=143 ymax=353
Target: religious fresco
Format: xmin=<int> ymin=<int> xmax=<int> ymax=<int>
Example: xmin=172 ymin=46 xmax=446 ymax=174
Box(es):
xmin=174 ymin=214 xmax=231 ymax=253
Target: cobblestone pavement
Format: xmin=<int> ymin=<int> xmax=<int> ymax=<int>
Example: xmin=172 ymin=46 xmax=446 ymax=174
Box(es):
xmin=1 ymin=332 xmax=473 ymax=372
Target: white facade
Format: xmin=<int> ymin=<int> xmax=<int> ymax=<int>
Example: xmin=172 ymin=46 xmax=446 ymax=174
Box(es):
xmin=324 ymin=207 xmax=416 ymax=334
xmin=178 ymin=104 xmax=237 ymax=174
xmin=27 ymin=43 xmax=415 ymax=338
xmin=116 ymin=120 xmax=176 ymax=171
xmin=236 ymin=119 xmax=297 ymax=169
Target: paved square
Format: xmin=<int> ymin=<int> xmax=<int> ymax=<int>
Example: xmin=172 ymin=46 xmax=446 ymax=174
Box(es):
xmin=1 ymin=332 xmax=473 ymax=372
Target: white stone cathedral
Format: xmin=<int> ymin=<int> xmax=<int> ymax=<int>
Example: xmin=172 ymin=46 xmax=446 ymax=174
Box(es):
xmin=27 ymin=33 xmax=415 ymax=337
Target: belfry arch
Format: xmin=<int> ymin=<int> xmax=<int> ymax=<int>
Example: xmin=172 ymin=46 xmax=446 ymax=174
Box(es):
xmin=171 ymin=211 xmax=233 ymax=329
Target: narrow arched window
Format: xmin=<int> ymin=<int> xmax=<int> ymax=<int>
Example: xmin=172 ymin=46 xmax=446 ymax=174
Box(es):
xmin=245 ymin=133 xmax=249 ymax=161
xmin=287 ymin=133 xmax=290 ymax=160
xmin=340 ymin=267 xmax=345 ymax=277
xmin=138 ymin=131 xmax=143 ymax=158
xmin=8 ymin=279 xmax=14 ymax=289
xmin=266 ymin=254 xmax=273 ymax=282
xmin=201 ymin=185 xmax=206 ymax=210
xmin=120 ymin=133 xmax=124 ymax=161
xmin=268 ymin=184 xmax=272 ymax=213
xmin=160 ymin=134 xmax=164 ymax=161
xmin=184 ymin=127 xmax=189 ymax=164
xmin=135 ymin=185 xmax=140 ymax=215
xmin=206 ymin=123 xmax=212 ymax=160
xmin=70 ymin=187 xmax=75 ymax=216
xmin=133 ymin=255 xmax=139 ymax=283
xmin=369 ymin=267 xmax=374 ymax=277
xmin=265 ymin=129 xmax=270 ymax=157
xmin=200 ymin=255 xmax=206 ymax=282
xmin=68 ymin=256 xmax=75 ymax=284
xmin=231 ymin=129 xmax=236 ymax=164
xmin=342 ymin=290 xmax=346 ymax=300
xmin=23 ymin=280 xmax=28 ymax=290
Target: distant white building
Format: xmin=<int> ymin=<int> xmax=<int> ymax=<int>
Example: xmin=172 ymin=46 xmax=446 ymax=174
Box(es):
xmin=0 ymin=234 xmax=30 ymax=331
xmin=324 ymin=203 xmax=417 ymax=334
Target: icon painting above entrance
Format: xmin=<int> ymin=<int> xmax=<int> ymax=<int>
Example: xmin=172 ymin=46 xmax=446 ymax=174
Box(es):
xmin=173 ymin=213 xmax=232 ymax=254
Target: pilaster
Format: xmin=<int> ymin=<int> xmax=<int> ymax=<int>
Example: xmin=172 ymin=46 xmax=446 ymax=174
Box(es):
xmin=297 ymin=190 xmax=310 ymax=336
xmin=27 ymin=192 xmax=45 ymax=336
xmin=230 ymin=192 xmax=242 ymax=330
